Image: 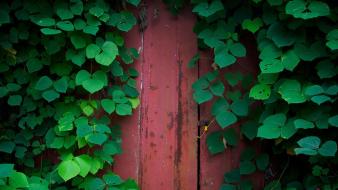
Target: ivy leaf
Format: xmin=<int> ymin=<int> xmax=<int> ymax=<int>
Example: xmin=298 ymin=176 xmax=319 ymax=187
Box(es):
xmin=249 ymin=84 xmax=271 ymax=100
xmin=116 ymin=103 xmax=132 ymax=116
xmin=193 ymin=89 xmax=213 ymax=104
xmin=231 ymin=99 xmax=249 ymax=117
xmin=42 ymin=89 xmax=60 ymax=102
xmin=33 ymin=17 xmax=55 ymax=27
xmin=257 ymin=113 xmax=286 ymax=139
xmin=58 ymin=160 xmax=81 ymax=181
xmin=310 ymin=95 xmax=331 ymax=105
xmin=294 ymin=119 xmax=315 ymax=129
xmin=294 ymin=42 xmax=327 ymax=61
xmin=8 ymin=95 xmax=22 ymax=106
xmin=229 ymin=43 xmax=246 ymax=57
xmin=318 ymin=141 xmax=337 ymax=157
xmin=260 ymin=59 xmax=284 ymax=73
xmin=87 ymin=133 xmax=108 ymax=145
xmin=0 ymin=164 xmax=14 ymax=178
xmin=267 ymin=23 xmax=296 ymax=47
xmin=210 ymin=81 xmax=225 ymax=96
xmin=206 ymin=131 xmax=225 ymax=154
xmin=298 ymin=136 xmax=321 ymax=150
xmin=278 ymin=79 xmax=306 ymax=104
xmin=35 ymin=76 xmax=53 ymax=91
xmin=82 ymin=79 xmax=104 ymax=94
xmin=70 ymin=34 xmax=86 ymax=49
xmin=211 ymin=98 xmax=229 ymax=116
xmin=74 ymin=155 xmax=92 ymax=177
xmin=56 ymin=21 xmax=74 ymax=31
xmin=326 ymin=29 xmax=338 ymax=51
xmin=40 ymin=28 xmax=62 ymax=35
xmin=89 ymin=7 xmax=104 ymax=17
xmin=328 ymin=115 xmax=338 ymax=127
xmin=281 ymin=50 xmax=300 ymax=71
xmin=108 ymin=12 xmax=137 ymax=32
xmin=316 ymin=60 xmax=337 ymax=79
xmin=286 ymin=0 xmax=330 ymax=20
xmin=95 ymin=41 xmax=118 ymax=66
xmin=224 ymin=168 xmax=240 ymax=183
xmin=192 ymin=1 xmax=224 ymax=17
xmin=240 ymin=161 xmax=256 ymax=175
xmin=256 ymin=154 xmax=269 ymax=171
xmin=215 ymin=45 xmax=236 ymax=68
xmin=304 ymin=85 xmax=324 ymax=96
xmin=86 ymin=44 xmax=101 ymax=58
xmin=101 ymin=99 xmax=115 ymax=114
xmin=216 ymin=110 xmax=237 ymax=129
xmin=53 ymin=77 xmax=68 ymax=93
xmin=126 ymin=0 xmax=141 ymax=6
xmin=242 ymin=18 xmax=263 ymax=33
xmin=8 ymin=171 xmax=29 ymax=188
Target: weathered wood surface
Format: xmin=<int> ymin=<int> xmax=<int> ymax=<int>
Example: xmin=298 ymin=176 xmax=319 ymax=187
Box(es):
xmin=114 ymin=1 xmax=198 ymax=189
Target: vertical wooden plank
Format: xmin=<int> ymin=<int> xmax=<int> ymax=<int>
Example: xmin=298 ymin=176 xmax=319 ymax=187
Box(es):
xmin=199 ymin=39 xmax=262 ymax=189
xmin=115 ymin=1 xmax=198 ymax=189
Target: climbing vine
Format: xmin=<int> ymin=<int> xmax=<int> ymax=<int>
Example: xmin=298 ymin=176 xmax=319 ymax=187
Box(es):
xmin=166 ymin=0 xmax=338 ymax=189
xmin=0 ymin=0 xmax=141 ymax=189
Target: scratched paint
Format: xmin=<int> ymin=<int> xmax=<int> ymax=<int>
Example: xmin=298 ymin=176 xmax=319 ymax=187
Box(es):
xmin=114 ymin=1 xmax=198 ymax=189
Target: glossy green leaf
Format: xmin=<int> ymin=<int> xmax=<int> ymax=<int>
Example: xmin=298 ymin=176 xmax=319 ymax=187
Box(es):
xmin=8 ymin=95 xmax=22 ymax=106
xmin=278 ymin=79 xmax=306 ymax=103
xmin=0 ymin=164 xmax=14 ymax=178
xmin=294 ymin=119 xmax=315 ymax=129
xmin=9 ymin=171 xmax=29 ymax=188
xmin=101 ymin=99 xmax=115 ymax=114
xmin=328 ymin=115 xmax=338 ymax=127
xmin=216 ymin=110 xmax=237 ymax=128
xmin=116 ymin=103 xmax=132 ymax=116
xmin=249 ymin=84 xmax=271 ymax=100
xmin=58 ymin=160 xmax=80 ymax=181
xmin=318 ymin=141 xmax=337 ymax=157
xmin=192 ymin=1 xmax=224 ymax=17
xmin=193 ymin=89 xmax=213 ymax=104
xmin=35 ymin=76 xmax=53 ymax=91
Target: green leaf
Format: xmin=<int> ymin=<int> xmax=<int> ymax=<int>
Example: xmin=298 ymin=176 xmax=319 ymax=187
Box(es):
xmin=89 ymin=7 xmax=104 ymax=17
xmin=329 ymin=115 xmax=338 ymax=127
xmin=278 ymin=79 xmax=306 ymax=104
xmin=86 ymin=178 xmax=105 ymax=190
xmin=33 ymin=17 xmax=55 ymax=27
xmin=0 ymin=164 xmax=14 ymax=178
xmin=249 ymin=84 xmax=271 ymax=100
xmin=103 ymin=172 xmax=123 ymax=185
xmin=70 ymin=1 xmax=83 ymax=15
xmin=108 ymin=12 xmax=137 ymax=32
xmin=192 ymin=1 xmax=224 ymax=17
xmin=256 ymin=154 xmax=269 ymax=171
xmin=57 ymin=160 xmax=80 ymax=182
xmin=216 ymin=110 xmax=237 ymax=129
xmin=95 ymin=41 xmax=118 ymax=66
xmin=304 ymin=85 xmax=324 ymax=96
xmin=211 ymin=98 xmax=229 ymax=116
xmin=295 ymin=42 xmax=327 ymax=61
xmin=286 ymin=0 xmax=330 ymax=19
xmin=281 ymin=50 xmax=300 ymax=71
xmin=40 ymin=28 xmax=61 ymax=35
xmin=240 ymin=161 xmax=256 ymax=175
xmin=86 ymin=44 xmax=101 ymax=59
xmin=188 ymin=53 xmax=200 ymax=68
xmin=260 ymin=59 xmax=284 ymax=73
xmin=229 ymin=43 xmax=246 ymax=57
xmin=220 ymin=184 xmax=237 ymax=190
xmin=74 ymin=155 xmax=92 ymax=177
xmin=71 ymin=34 xmax=86 ymax=49
xmin=242 ymin=18 xmax=263 ymax=33
xmin=298 ymin=136 xmax=321 ymax=149
xmin=81 ymin=79 xmax=103 ymax=94
xmin=316 ymin=60 xmax=336 ymax=79
xmin=0 ymin=141 xmax=15 ymax=153
xmin=116 ymin=103 xmax=132 ymax=116
xmin=326 ymin=29 xmax=338 ymax=50
xmin=267 ymin=23 xmax=296 ymax=47
xmin=75 ymin=70 xmax=91 ymax=85
xmin=8 ymin=95 xmax=22 ymax=106
xmin=311 ymin=95 xmax=331 ymax=105
xmin=56 ymin=8 xmax=74 ymax=20
xmin=224 ymin=168 xmax=240 ymax=183
xmin=193 ymin=89 xmax=213 ymax=104
xmin=87 ymin=133 xmax=108 ymax=145
xmin=83 ymin=25 xmax=99 ymax=35
xmin=127 ymin=0 xmax=141 ymax=6
xmin=206 ymin=131 xmax=225 ymax=154
xmin=318 ymin=141 xmax=337 ymax=157
xmin=56 ymin=21 xmax=74 ymax=31
xmin=35 ymin=76 xmax=53 ymax=91
xmin=257 ymin=113 xmax=286 ymax=139
xmin=101 ymin=99 xmax=115 ymax=114
xmin=42 ymin=89 xmax=60 ymax=102
xmin=215 ymin=45 xmax=236 ymax=68
xmin=241 ymin=121 xmax=258 ymax=140
xmin=294 ymin=119 xmax=315 ymax=129
xmin=224 ymin=72 xmax=243 ymax=86
xmin=9 ymin=171 xmax=29 ymax=188
xmin=231 ymin=99 xmax=249 ymax=116
xmin=210 ymin=81 xmax=224 ymax=96
xmin=53 ymin=77 xmax=68 ymax=93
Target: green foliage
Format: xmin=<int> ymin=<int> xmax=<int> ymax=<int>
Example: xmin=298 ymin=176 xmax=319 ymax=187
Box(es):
xmin=184 ymin=0 xmax=338 ymax=189
xmin=0 ymin=0 xmax=139 ymax=189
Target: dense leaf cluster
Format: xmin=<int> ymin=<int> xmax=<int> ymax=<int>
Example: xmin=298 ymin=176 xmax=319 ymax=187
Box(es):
xmin=177 ymin=0 xmax=338 ymax=189
xmin=0 ymin=0 xmax=141 ymax=189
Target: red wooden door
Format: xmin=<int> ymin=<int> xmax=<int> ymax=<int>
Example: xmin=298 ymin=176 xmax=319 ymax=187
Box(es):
xmin=113 ymin=1 xmax=261 ymax=189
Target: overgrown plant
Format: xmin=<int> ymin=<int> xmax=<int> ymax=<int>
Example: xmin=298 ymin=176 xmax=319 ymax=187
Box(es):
xmin=0 ymin=0 xmax=141 ymax=189
xmin=167 ymin=0 xmax=338 ymax=189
